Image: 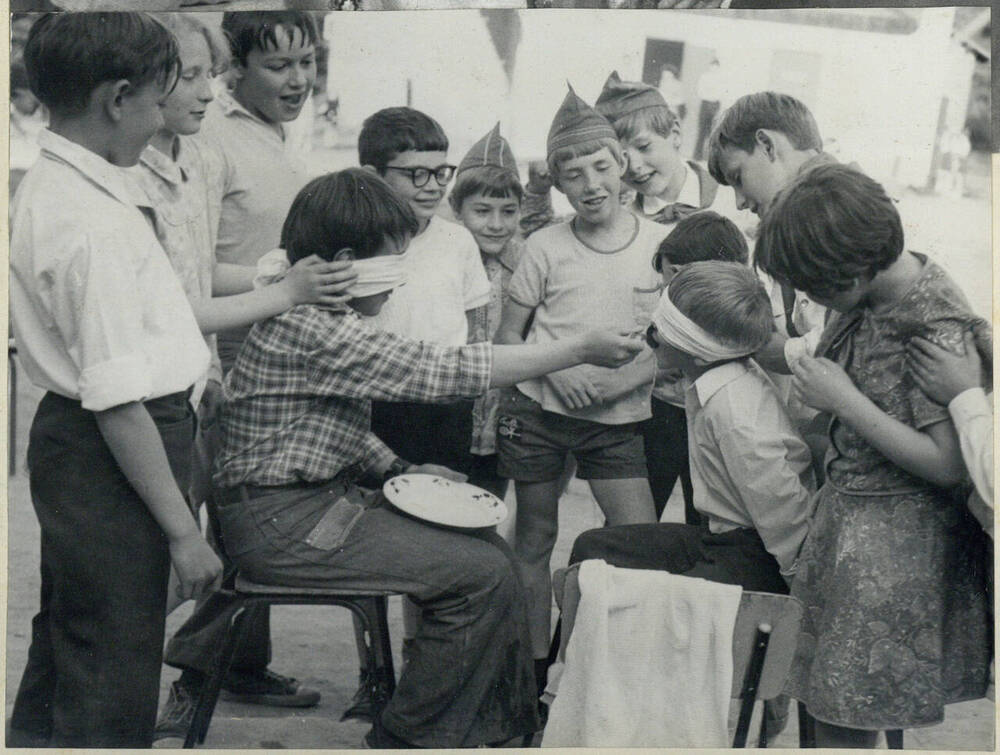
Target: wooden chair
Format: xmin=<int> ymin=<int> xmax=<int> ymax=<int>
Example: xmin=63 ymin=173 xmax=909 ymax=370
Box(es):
xmin=183 ymin=578 xmax=397 ymax=748
xmin=551 ymin=564 xmax=804 ymax=748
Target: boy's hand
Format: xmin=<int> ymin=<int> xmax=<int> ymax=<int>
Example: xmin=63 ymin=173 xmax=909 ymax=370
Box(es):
xmin=907 ymin=331 xmax=981 ymax=405
xmin=281 ymin=255 xmax=358 ymax=307
xmin=527 ymin=160 xmax=553 ymax=194
xmin=169 ymin=531 xmax=223 ymax=601
xmin=791 ymin=356 xmax=858 ymax=415
xmin=405 ymin=463 xmax=468 ymax=482
xmin=548 ymin=368 xmax=602 ymax=410
xmin=578 ymin=329 xmax=645 ymax=367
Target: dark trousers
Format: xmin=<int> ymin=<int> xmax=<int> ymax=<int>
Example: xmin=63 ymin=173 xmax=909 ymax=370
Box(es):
xmin=570 ymin=522 xmax=789 ymax=595
xmin=370 ymin=399 xmax=474 ymax=476
xmin=639 ymin=397 xmax=697 ymax=523
xmin=11 ymin=391 xmax=194 ymax=747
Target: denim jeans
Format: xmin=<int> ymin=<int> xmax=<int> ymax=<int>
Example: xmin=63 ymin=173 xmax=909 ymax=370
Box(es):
xmin=11 ymin=391 xmax=194 ymax=747
xmin=214 ymin=481 xmax=540 ymax=747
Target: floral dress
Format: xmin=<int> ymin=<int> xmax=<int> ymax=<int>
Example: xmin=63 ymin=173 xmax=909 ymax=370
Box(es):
xmin=786 ymin=255 xmax=992 ymax=730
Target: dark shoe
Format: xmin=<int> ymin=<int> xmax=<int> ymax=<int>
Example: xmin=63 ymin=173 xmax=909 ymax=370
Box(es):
xmin=153 ymin=681 xmax=197 ymax=742
xmin=364 ymin=725 xmax=421 ymax=748
xmin=220 ymin=669 xmax=320 ymax=708
xmin=341 ymin=668 xmax=374 ymax=723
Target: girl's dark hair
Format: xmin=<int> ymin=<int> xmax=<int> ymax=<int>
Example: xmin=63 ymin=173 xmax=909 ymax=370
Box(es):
xmin=221 ymin=11 xmax=318 ymax=66
xmin=754 ymin=164 xmax=903 ymax=300
xmin=282 ymin=168 xmax=419 ymax=264
xmin=24 ymin=12 xmax=179 ymax=116
xmin=448 ymin=166 xmax=523 ymax=214
xmin=358 ymin=107 xmax=449 ymax=173
xmin=653 ymin=211 xmax=748 ymax=272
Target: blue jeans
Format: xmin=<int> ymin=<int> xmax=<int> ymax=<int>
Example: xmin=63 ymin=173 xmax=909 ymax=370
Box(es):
xmin=214 ymin=481 xmax=540 ymax=747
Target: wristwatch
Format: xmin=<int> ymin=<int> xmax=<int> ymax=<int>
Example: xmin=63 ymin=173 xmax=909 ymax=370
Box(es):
xmin=381 ymin=457 xmax=411 ymax=485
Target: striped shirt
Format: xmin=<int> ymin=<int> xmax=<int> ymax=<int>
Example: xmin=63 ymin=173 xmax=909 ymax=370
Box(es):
xmin=214 ymin=305 xmax=492 ymax=487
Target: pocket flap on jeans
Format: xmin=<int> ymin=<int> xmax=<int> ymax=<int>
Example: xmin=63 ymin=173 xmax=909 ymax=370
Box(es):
xmin=304 ymin=497 xmax=366 ymax=551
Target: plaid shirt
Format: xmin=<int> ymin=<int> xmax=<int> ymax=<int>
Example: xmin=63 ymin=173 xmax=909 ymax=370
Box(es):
xmin=214 ymin=305 xmax=492 ymax=488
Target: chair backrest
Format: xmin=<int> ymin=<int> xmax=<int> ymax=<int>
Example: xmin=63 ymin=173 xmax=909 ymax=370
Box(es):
xmin=552 ymin=564 xmax=803 ymax=700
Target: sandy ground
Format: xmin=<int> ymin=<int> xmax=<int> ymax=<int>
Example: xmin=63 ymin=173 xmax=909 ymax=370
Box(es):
xmin=5 ymin=188 xmax=995 ymax=749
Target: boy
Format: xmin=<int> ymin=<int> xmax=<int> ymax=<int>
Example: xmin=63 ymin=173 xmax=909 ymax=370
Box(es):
xmin=495 ymin=86 xmax=667 ymax=681
xmin=570 ymin=261 xmax=816 ymax=593
xmin=158 ymin=10 xmax=323 ymax=734
xmin=209 ymin=167 xmax=643 ymax=748
xmin=449 ymin=122 xmax=526 ymax=497
xmin=706 ymin=91 xmax=832 ymax=373
xmin=361 ymin=106 xmax=492 ymax=477
xmin=8 ymin=13 xmax=222 ymax=747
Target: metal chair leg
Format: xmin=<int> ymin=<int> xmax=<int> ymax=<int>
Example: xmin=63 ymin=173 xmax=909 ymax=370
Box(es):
xmin=185 ymin=601 xmax=257 ymax=748
xmin=798 ymin=701 xmax=816 ymax=748
xmin=733 ymin=623 xmax=772 ymax=747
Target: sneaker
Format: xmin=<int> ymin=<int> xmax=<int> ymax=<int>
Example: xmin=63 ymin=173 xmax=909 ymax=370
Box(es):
xmin=341 ymin=668 xmax=375 ymax=722
xmin=220 ymin=669 xmax=321 ymax=708
xmin=154 ymin=681 xmax=197 ymax=742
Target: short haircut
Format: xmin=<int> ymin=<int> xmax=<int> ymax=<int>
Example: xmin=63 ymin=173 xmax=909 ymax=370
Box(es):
xmin=707 ymin=92 xmax=823 ymax=185
xmin=448 ymin=165 xmax=524 ymax=214
xmin=754 ymin=163 xmax=903 ymax=301
xmin=654 ymin=211 xmax=748 ymax=272
xmin=23 ymin=12 xmax=179 ymax=116
xmin=152 ymin=13 xmax=231 ymax=76
xmin=667 ymin=261 xmax=773 ymax=354
xmin=611 ymin=105 xmax=679 ymax=143
xmin=358 ymin=107 xmax=449 ymax=173
xmin=221 ymin=11 xmax=318 ymax=67
xmin=281 ymin=168 xmax=419 ymax=264
xmin=548 ymin=137 xmax=623 ymax=182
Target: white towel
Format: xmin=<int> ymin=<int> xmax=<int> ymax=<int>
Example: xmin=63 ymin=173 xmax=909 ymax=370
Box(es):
xmin=542 ymin=560 xmax=741 ymax=748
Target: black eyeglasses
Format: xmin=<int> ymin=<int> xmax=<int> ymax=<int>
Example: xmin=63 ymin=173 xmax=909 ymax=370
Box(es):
xmin=645 ymin=323 xmax=662 ymax=349
xmin=384 ymin=164 xmax=457 ymax=189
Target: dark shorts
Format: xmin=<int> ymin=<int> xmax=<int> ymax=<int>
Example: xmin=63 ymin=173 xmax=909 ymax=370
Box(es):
xmin=495 ymin=388 xmax=647 ymax=483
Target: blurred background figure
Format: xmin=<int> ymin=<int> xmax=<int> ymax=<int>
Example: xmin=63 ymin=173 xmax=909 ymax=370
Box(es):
xmin=938 ymin=124 xmax=972 ymax=198
xmin=657 ymin=63 xmax=687 ymax=122
xmin=693 ymin=56 xmax=724 ymax=160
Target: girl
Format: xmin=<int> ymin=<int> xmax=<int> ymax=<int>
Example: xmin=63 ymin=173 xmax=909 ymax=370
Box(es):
xmin=755 ymin=163 xmax=992 ymax=748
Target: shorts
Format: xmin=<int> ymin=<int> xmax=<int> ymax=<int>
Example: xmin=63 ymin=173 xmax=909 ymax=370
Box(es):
xmin=495 ymin=388 xmax=647 ymax=483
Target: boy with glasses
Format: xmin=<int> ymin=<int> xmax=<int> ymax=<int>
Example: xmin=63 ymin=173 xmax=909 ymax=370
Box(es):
xmin=361 ymin=107 xmax=491 ymax=478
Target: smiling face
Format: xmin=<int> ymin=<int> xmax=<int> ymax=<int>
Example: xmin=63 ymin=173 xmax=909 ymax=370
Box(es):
xmin=456 ymin=192 xmax=520 ymax=255
xmin=715 ymin=143 xmax=790 ymax=216
xmin=621 ymin=127 xmax=684 ymax=199
xmin=232 ymin=24 xmax=316 ymax=126
xmin=555 ymin=146 xmax=624 ymax=228
xmin=380 ymin=150 xmax=451 ymax=231
xmin=160 ymin=30 xmax=214 ymax=137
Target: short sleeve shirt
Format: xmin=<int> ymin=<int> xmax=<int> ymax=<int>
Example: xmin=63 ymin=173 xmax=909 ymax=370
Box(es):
xmin=368 ymin=214 xmax=491 ymax=346
xmin=10 ymin=130 xmax=209 ymax=411
xmin=508 ymin=215 xmax=668 ymax=424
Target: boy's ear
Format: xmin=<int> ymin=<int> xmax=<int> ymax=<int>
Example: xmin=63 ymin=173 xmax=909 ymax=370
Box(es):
xmin=98 ymin=79 xmax=132 ymax=123
xmin=332 ymin=247 xmax=356 ymax=262
xmin=754 ymin=129 xmax=778 ymax=161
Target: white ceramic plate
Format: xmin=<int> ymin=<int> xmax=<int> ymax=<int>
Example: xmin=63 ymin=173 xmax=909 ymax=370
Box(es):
xmin=382 ymin=474 xmax=508 ymax=529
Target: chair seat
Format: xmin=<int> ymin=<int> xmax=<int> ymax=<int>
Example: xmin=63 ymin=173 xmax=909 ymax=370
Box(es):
xmin=233 ymin=575 xmax=397 ymax=599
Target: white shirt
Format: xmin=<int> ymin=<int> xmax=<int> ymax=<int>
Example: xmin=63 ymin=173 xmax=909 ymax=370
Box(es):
xmin=686 ymin=360 xmax=816 ymax=575
xmin=368 ymin=214 xmax=491 ymax=346
xmin=10 ymin=130 xmax=208 ymax=412
xmin=949 ymin=387 xmax=993 ymax=537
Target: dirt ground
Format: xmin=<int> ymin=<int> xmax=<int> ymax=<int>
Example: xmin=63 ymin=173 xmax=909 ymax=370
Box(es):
xmin=5 ymin=188 xmax=995 ymax=749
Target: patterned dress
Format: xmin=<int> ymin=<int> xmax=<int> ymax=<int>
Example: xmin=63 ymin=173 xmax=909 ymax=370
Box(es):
xmin=786 ymin=255 xmax=992 ymax=730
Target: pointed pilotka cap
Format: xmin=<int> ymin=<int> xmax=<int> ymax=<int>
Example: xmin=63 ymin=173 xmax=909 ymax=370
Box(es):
xmin=595 ymin=70 xmax=671 ymax=123
xmin=457 ymin=122 xmax=519 ymax=178
xmin=546 ymin=83 xmax=617 ymax=160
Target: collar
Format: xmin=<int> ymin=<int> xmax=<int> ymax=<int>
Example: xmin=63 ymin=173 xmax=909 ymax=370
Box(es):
xmin=38 ymin=128 xmax=151 ymax=208
xmin=215 ymin=88 xmax=286 ymax=141
xmin=139 ymin=139 xmax=185 ymax=187
xmin=493 ymin=237 xmax=524 ymax=274
xmin=639 ymin=161 xmax=701 ymax=215
xmin=796 ymin=151 xmax=838 ymax=176
xmin=689 ymin=359 xmax=748 ymax=406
